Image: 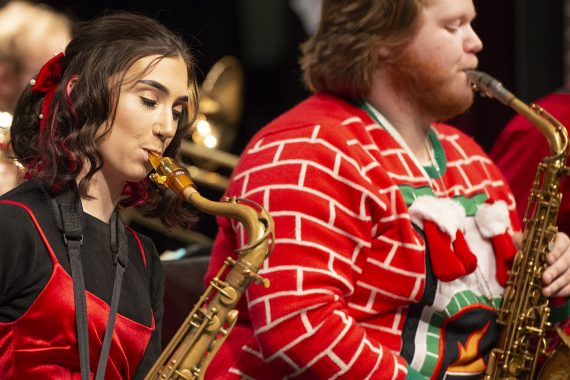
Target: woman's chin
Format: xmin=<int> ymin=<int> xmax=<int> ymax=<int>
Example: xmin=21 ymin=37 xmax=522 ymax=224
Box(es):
xmin=125 ymin=171 xmax=149 ymax=183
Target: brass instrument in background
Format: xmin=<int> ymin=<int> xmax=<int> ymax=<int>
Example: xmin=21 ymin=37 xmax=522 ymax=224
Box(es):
xmin=0 ymin=116 xmax=24 ymax=195
xmin=182 ymin=55 xmax=244 ymax=191
xmin=191 ymin=55 xmax=244 ymax=159
xmin=466 ymin=70 xmax=570 ymax=379
xmin=123 ymin=56 xmax=244 ymax=245
xmin=145 ymin=152 xmax=274 ymax=380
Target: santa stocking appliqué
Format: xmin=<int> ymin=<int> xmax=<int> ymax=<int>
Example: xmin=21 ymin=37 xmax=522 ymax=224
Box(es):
xmin=474 ymin=200 xmax=518 ymax=286
xmin=409 ymin=196 xmax=477 ymax=282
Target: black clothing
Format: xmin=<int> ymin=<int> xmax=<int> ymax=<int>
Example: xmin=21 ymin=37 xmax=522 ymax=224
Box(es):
xmin=0 ymin=180 xmax=164 ymax=378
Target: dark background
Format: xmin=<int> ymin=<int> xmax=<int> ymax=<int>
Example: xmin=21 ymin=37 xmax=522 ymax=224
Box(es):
xmin=6 ymin=0 xmax=565 ymax=250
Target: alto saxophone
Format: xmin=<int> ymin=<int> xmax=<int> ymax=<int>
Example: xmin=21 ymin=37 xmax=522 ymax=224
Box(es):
xmin=145 ymin=152 xmax=275 ymax=380
xmin=466 ymin=70 xmax=570 ymax=379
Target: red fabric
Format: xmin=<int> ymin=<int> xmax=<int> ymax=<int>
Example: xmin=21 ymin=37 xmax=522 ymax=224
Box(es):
xmin=423 ymin=220 xmax=466 ymax=282
xmin=452 ymin=231 xmax=478 ymax=275
xmin=0 ymin=200 xmax=154 ymax=380
xmin=204 ymin=94 xmax=520 ymax=379
xmin=490 ymin=232 xmax=517 ymax=286
xmin=30 ymin=53 xmax=64 ymax=94
xmin=30 ymin=52 xmax=64 ymax=135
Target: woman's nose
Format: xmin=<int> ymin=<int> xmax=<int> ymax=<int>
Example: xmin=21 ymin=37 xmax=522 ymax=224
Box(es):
xmin=154 ymin=112 xmax=176 ymax=142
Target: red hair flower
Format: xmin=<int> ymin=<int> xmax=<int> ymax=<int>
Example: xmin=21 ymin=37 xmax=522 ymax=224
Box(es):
xmin=30 ymin=52 xmax=64 ymax=134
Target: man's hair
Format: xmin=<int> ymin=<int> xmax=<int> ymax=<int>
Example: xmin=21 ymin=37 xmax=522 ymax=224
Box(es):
xmin=300 ymin=0 xmax=424 ymax=100
xmin=10 ymin=12 xmax=199 ymax=227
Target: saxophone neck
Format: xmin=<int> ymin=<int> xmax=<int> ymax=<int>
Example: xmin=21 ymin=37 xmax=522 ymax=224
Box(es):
xmin=148 ymin=152 xmax=275 ymax=260
xmin=466 ymin=70 xmax=569 ymax=158
xmin=187 ymin=190 xmax=275 ymax=257
xmin=145 ymin=153 xmax=275 ymax=380
xmin=510 ymin=98 xmax=568 ymax=158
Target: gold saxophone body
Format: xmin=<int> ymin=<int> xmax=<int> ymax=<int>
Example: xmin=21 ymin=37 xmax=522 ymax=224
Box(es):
xmin=466 ymin=70 xmax=570 ymax=379
xmin=145 ymin=153 xmax=275 ymax=380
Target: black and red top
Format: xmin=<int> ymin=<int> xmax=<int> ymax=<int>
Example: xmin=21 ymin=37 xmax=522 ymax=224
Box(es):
xmin=0 ymin=181 xmax=164 ymax=379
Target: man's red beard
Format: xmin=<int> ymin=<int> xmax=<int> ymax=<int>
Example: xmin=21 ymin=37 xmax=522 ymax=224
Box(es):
xmin=385 ymin=47 xmax=475 ymax=122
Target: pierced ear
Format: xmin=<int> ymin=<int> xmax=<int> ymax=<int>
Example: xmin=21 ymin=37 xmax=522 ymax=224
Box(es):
xmin=66 ymin=75 xmax=79 ymax=96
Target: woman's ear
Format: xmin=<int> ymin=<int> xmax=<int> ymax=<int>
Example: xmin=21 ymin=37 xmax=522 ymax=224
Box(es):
xmin=66 ymin=75 xmax=78 ymax=96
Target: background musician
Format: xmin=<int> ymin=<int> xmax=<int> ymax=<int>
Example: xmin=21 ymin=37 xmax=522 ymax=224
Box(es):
xmin=0 ymin=1 xmax=73 ymax=196
xmin=0 ymin=1 xmax=72 ymax=115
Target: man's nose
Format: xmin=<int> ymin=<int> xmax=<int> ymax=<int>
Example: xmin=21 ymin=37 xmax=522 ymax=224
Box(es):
xmin=465 ymin=25 xmax=483 ymax=54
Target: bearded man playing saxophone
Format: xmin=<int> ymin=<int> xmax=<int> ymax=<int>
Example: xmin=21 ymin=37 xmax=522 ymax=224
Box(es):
xmin=204 ymin=0 xmax=570 ymax=378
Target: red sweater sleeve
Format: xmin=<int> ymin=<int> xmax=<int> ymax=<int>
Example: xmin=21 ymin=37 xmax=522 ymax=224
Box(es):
xmin=206 ymin=117 xmax=423 ymax=379
xmin=211 ymin=214 xmax=412 ymax=379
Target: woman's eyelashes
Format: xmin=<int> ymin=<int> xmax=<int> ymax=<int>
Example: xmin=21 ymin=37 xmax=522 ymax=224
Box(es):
xmin=136 ymin=87 xmax=158 ymax=109
xmin=138 ymin=90 xmax=184 ymax=121
xmin=139 ymin=95 xmax=158 ymax=109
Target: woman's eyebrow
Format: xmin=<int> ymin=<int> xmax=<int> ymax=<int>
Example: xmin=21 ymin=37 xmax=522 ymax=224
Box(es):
xmin=137 ymin=79 xmax=188 ymax=102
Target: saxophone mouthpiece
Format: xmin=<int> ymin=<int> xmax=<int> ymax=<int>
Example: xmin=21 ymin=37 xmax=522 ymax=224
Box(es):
xmin=147 ymin=152 xmax=195 ymax=196
xmin=148 ymin=151 xmax=163 ymax=170
xmin=465 ymin=69 xmax=514 ymax=106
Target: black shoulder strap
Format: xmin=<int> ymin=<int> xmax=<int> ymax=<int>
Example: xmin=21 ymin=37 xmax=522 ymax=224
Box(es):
xmin=94 ymin=211 xmax=128 ymax=380
xmin=53 ymin=189 xmax=90 ymax=380
xmin=52 ymin=187 xmax=128 ymax=380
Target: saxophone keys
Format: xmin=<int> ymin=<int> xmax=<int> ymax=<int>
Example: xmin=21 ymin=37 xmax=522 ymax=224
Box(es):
xmin=225 ymin=310 xmax=239 ymax=326
xmin=210 ymin=280 xmax=237 ymax=304
xmin=149 ymin=173 xmax=167 ymax=186
xmin=205 ymin=315 xmax=221 ymax=332
xmin=219 ymin=287 xmax=237 ymax=305
xmin=246 ymin=271 xmax=270 ymax=288
xmin=174 ymin=368 xmax=194 ymax=379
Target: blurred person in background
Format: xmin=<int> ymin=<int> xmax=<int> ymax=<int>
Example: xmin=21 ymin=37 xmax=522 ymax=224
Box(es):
xmin=0 ymin=0 xmax=73 ymax=114
xmin=0 ymin=1 xmax=73 ymax=195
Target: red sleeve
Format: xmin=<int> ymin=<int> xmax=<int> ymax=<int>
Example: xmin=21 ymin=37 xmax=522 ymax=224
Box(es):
xmin=207 ymin=123 xmax=414 ymax=379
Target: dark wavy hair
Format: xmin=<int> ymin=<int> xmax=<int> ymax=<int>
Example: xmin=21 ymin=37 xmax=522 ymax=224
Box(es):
xmin=9 ymin=12 xmax=199 ymax=228
xmin=300 ymin=0 xmax=424 ymax=100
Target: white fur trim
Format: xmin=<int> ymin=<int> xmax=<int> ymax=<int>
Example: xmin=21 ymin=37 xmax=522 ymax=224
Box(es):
xmin=409 ymin=195 xmax=466 ymax=239
xmin=475 ymin=200 xmax=510 ymax=237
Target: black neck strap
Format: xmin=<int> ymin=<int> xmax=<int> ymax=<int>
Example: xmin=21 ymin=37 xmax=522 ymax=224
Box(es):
xmin=52 ymin=188 xmax=129 ymax=380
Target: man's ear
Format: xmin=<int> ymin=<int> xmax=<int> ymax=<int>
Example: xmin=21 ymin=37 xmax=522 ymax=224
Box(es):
xmin=66 ymin=75 xmax=78 ymax=96
xmin=378 ymin=46 xmax=393 ymax=60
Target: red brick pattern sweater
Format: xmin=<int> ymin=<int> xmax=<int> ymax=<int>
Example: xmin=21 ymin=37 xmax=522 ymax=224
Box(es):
xmin=205 ymin=94 xmax=523 ymax=379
